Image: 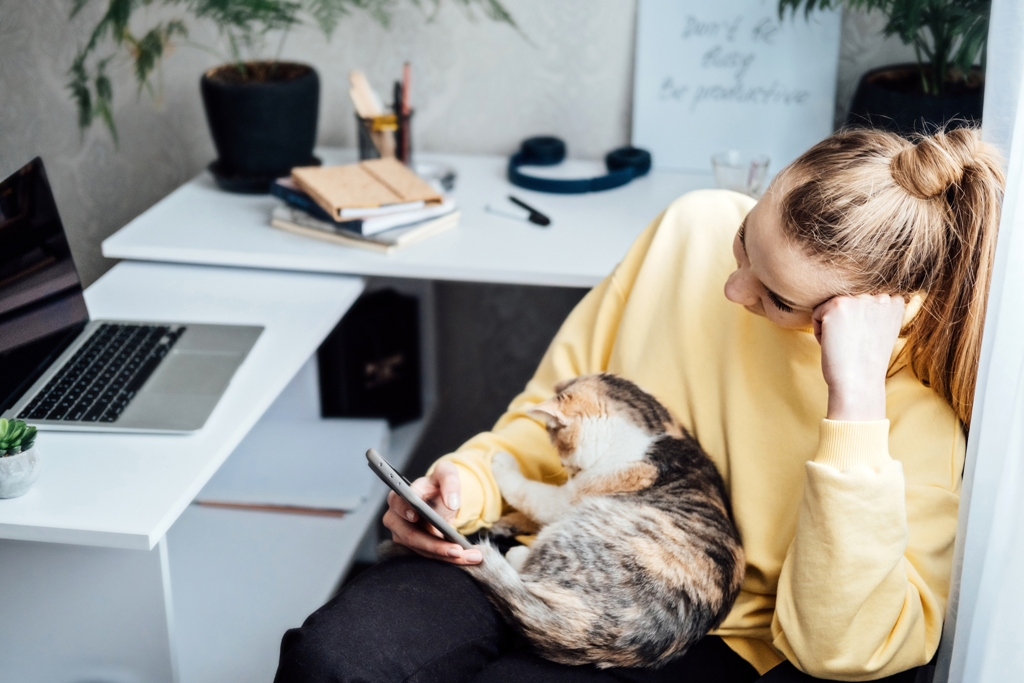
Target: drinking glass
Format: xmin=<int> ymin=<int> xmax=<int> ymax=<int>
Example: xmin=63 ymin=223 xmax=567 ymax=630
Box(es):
xmin=711 ymin=151 xmax=771 ymax=198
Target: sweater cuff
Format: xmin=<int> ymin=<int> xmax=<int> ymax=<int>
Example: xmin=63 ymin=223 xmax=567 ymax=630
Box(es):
xmin=814 ymin=419 xmax=891 ymax=471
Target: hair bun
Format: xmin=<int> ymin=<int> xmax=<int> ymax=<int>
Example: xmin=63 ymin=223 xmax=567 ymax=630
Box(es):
xmin=890 ymin=129 xmax=978 ymax=199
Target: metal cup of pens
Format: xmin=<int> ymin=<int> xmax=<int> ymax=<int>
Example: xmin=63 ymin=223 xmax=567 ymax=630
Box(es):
xmin=350 ymin=64 xmax=414 ymax=165
xmin=711 ymin=150 xmax=770 ymax=198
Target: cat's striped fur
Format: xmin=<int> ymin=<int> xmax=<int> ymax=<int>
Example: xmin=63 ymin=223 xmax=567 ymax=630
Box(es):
xmin=462 ymin=374 xmax=745 ymax=669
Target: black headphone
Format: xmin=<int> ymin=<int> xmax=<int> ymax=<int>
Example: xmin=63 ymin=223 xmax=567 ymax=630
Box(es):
xmin=508 ymin=137 xmax=652 ymax=194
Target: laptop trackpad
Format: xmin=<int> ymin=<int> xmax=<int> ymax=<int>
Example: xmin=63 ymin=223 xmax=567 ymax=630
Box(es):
xmin=145 ymin=351 xmax=242 ymax=396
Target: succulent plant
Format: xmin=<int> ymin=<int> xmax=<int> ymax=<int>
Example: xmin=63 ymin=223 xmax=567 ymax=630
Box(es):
xmin=0 ymin=419 xmax=38 ymax=457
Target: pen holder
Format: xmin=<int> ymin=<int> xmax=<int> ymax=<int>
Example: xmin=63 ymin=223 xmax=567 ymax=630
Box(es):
xmin=356 ymin=110 xmax=414 ymax=165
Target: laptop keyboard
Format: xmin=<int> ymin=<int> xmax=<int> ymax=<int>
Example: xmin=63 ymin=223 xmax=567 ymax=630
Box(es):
xmin=18 ymin=323 xmax=186 ymax=423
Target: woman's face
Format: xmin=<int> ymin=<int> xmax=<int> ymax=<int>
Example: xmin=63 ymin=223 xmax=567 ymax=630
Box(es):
xmin=723 ymin=184 xmax=844 ymax=330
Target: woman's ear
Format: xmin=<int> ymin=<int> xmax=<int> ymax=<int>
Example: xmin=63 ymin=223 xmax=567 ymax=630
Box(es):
xmin=529 ymin=399 xmax=566 ymax=431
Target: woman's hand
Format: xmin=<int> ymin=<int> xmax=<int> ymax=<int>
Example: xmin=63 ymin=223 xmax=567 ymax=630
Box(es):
xmin=812 ymin=294 xmax=906 ymax=421
xmin=382 ymin=461 xmax=482 ymax=565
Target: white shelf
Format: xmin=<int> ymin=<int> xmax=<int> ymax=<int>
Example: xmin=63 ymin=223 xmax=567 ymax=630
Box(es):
xmin=102 ymin=150 xmax=713 ymax=288
xmin=168 ymin=444 xmax=424 ymax=683
xmin=194 ymin=354 xmax=429 ymax=511
xmin=167 ymin=504 xmax=368 ymax=683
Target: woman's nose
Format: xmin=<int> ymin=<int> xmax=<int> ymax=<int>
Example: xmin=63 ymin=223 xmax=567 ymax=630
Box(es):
xmin=724 ymin=269 xmax=759 ymax=307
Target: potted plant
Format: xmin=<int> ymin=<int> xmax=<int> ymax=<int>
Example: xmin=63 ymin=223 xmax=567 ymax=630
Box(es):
xmin=68 ymin=0 xmax=515 ymax=192
xmin=780 ymin=0 xmax=989 ymax=134
xmin=0 ymin=419 xmax=40 ymax=499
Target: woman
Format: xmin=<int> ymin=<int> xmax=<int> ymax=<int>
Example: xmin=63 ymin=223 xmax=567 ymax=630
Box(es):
xmin=274 ymin=127 xmax=1004 ymax=683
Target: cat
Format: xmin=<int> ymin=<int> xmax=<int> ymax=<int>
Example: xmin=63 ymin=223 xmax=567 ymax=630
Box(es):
xmin=462 ymin=373 xmax=745 ymax=669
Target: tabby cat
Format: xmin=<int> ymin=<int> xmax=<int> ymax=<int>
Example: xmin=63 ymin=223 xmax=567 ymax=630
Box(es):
xmin=462 ymin=373 xmax=745 ymax=669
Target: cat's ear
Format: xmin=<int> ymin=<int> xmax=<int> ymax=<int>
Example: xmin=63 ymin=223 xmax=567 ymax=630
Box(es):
xmin=529 ymin=399 xmax=567 ymax=431
xmin=553 ymin=378 xmax=576 ymax=394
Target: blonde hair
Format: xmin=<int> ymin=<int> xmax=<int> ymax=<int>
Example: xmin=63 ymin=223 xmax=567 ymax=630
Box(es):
xmin=778 ymin=127 xmax=1005 ymax=428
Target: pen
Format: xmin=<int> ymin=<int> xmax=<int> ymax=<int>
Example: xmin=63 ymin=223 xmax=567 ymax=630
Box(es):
xmin=401 ymin=63 xmax=411 ymax=162
xmin=402 ymin=62 xmax=411 ymax=116
xmin=508 ymin=195 xmax=551 ymax=226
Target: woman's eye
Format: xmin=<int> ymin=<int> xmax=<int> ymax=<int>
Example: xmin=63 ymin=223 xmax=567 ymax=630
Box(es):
xmin=766 ymin=290 xmax=794 ymax=313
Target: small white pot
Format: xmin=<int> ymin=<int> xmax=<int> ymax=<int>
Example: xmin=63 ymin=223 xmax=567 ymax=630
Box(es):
xmin=0 ymin=446 xmax=40 ymax=499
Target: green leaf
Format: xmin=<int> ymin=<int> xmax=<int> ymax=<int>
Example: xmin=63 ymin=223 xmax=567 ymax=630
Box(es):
xmin=21 ymin=429 xmax=37 ymax=452
xmin=93 ymin=58 xmax=119 ymax=146
xmin=133 ymin=27 xmax=167 ymax=86
xmin=304 ymin=0 xmax=353 ymax=36
xmin=7 ymin=421 xmax=25 ymax=445
xmin=0 ymin=418 xmax=8 ymax=438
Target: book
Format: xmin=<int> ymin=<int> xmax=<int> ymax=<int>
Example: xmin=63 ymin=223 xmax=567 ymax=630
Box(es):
xmin=291 ymin=158 xmax=442 ymax=220
xmin=271 ymin=205 xmax=459 ymax=254
xmin=270 ymin=177 xmax=336 ymax=223
xmin=271 ymin=178 xmax=457 ymax=236
xmin=352 ymin=198 xmax=457 ymax=235
xmin=339 ymin=202 xmax=424 ymax=219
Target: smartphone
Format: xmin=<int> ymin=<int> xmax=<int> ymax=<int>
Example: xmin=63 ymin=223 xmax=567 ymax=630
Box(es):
xmin=366 ymin=448 xmax=473 ymax=550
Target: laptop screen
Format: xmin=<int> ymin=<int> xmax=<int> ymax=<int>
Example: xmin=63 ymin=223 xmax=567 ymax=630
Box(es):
xmin=0 ymin=158 xmax=89 ymax=412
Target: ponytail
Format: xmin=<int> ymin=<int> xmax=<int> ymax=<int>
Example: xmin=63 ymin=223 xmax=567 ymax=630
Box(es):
xmin=780 ymin=127 xmax=1005 ymax=428
xmin=893 ymin=129 xmax=1004 ymax=427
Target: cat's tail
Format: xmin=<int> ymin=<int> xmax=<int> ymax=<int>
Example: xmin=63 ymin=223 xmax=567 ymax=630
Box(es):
xmin=461 ymin=541 xmax=600 ymax=666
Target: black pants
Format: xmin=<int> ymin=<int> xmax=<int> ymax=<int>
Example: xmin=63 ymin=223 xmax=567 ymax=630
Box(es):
xmin=274 ymin=555 xmax=922 ymax=683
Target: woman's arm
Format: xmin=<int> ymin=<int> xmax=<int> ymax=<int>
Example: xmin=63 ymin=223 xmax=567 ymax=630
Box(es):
xmin=772 ymin=417 xmax=961 ymax=679
xmin=771 ymin=295 xmax=964 ymax=679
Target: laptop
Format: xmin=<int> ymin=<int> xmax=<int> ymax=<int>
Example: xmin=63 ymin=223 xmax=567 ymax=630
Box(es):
xmin=0 ymin=157 xmax=263 ymax=433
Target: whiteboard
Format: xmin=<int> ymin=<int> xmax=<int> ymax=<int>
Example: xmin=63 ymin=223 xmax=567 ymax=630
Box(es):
xmin=632 ymin=0 xmax=842 ymax=175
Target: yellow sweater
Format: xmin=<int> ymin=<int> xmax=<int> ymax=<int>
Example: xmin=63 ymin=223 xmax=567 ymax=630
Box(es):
xmin=436 ymin=190 xmax=965 ymax=680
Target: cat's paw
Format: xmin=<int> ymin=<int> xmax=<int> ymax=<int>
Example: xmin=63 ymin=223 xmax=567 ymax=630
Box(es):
xmin=490 ymin=511 xmax=541 ymax=538
xmin=491 ymin=451 xmax=526 ymax=499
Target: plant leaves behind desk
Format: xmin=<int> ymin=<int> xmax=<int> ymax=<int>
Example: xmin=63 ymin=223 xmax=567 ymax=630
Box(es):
xmin=66 ymin=0 xmax=517 ymax=143
xmin=778 ymin=0 xmax=989 ymax=97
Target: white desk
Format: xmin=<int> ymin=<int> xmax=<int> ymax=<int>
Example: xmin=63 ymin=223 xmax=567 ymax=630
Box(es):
xmin=0 ymin=262 xmax=427 ymax=683
xmin=103 ymin=151 xmax=713 ymax=288
xmin=0 ymin=262 xmax=362 ymax=550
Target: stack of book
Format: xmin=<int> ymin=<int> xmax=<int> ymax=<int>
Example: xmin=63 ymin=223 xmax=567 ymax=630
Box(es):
xmin=270 ymin=158 xmax=459 ymax=253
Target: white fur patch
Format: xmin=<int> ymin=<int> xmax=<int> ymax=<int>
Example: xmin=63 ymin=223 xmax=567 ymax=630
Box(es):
xmin=506 ymin=545 xmax=530 ymax=573
xmin=569 ymin=415 xmax=656 ymax=477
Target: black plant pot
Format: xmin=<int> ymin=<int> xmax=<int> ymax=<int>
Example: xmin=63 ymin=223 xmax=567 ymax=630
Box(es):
xmin=847 ymin=64 xmax=984 ymax=136
xmin=200 ymin=62 xmax=320 ymax=193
